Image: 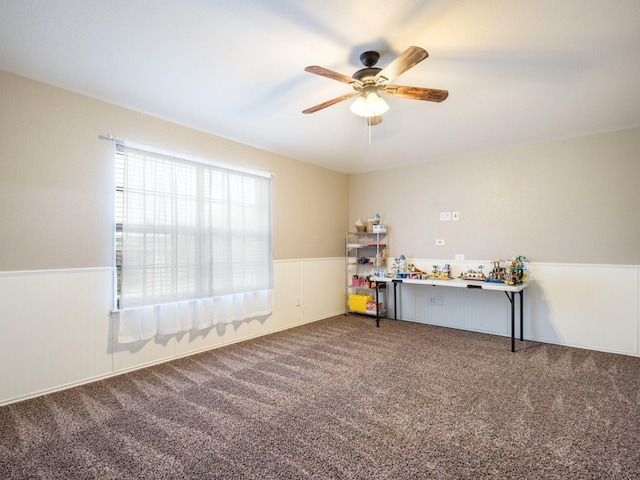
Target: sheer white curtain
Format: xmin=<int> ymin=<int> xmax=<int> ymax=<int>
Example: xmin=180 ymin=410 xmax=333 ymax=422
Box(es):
xmin=116 ymin=145 xmax=273 ymax=343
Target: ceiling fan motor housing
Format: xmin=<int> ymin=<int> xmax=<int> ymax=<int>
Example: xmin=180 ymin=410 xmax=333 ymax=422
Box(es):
xmin=354 ymin=51 xmax=382 ymax=82
xmin=352 ymin=67 xmax=382 ymax=82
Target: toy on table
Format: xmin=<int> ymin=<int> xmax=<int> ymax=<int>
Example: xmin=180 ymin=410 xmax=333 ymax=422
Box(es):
xmin=392 ymin=255 xmax=408 ymax=278
xmin=461 ymin=265 xmax=486 ymax=281
xmin=487 ymin=259 xmax=506 ymax=283
xmin=486 ymin=256 xmax=528 ymax=285
xmin=429 ymin=264 xmax=453 ymax=280
xmin=504 ymin=256 xmax=528 ymax=285
xmin=406 ymin=263 xmax=427 ymax=279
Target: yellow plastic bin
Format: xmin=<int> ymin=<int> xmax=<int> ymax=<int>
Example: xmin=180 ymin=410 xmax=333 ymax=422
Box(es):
xmin=349 ymin=294 xmax=372 ymax=312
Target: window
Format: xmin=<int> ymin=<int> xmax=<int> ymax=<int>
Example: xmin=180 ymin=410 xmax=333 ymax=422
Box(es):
xmin=114 ymin=143 xmax=273 ymax=343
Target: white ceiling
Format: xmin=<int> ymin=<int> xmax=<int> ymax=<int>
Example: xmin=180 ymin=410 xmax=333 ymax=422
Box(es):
xmin=1 ymin=0 xmax=639 ymax=174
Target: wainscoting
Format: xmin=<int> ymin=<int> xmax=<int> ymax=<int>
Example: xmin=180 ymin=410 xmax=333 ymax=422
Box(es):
xmin=1 ymin=259 xmax=638 ymax=405
xmin=0 ymin=258 xmax=345 ymax=406
xmin=388 ymin=260 xmax=639 ymax=356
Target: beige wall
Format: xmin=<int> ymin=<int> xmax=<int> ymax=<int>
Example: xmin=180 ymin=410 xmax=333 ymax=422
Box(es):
xmin=0 ymin=70 xmax=348 ymax=271
xmin=2 ymin=68 xmax=638 ymax=270
xmin=350 ymin=127 xmax=640 ymax=265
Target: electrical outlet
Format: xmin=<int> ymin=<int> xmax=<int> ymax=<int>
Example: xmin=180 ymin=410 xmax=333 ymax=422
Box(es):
xmin=452 ymin=212 xmax=459 ymax=221
xmin=428 ymin=296 xmax=436 ymax=305
xmin=436 ymin=239 xmax=445 ymax=246
xmin=455 ymin=254 xmax=464 ymax=260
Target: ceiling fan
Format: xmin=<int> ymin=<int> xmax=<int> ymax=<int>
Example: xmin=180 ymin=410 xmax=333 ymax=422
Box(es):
xmin=302 ymin=46 xmax=448 ymax=125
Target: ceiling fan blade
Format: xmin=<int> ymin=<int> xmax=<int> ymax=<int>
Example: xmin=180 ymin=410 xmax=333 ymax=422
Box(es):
xmin=382 ymin=85 xmax=449 ymax=102
xmin=375 ymin=46 xmax=429 ymax=84
xmin=304 ymin=66 xmax=363 ymax=87
xmin=302 ymin=92 xmax=359 ymax=114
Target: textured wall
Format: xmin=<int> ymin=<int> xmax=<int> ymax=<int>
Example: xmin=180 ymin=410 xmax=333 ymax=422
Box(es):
xmin=349 ymin=127 xmax=640 ymax=265
xmin=0 ymin=70 xmax=349 ymax=270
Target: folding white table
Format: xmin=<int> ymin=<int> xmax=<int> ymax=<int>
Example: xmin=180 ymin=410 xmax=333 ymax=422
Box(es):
xmin=372 ymin=277 xmax=529 ymax=352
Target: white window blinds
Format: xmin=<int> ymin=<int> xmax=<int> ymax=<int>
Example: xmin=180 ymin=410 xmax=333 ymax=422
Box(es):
xmin=116 ymin=144 xmax=273 ymax=343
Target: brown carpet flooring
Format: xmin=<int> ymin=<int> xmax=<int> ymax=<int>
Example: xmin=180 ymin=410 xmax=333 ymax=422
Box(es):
xmin=1 ymin=314 xmax=640 ymax=479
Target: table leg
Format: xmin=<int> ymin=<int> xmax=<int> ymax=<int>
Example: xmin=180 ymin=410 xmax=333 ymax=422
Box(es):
xmin=519 ymin=290 xmax=524 ymax=341
xmin=511 ymin=292 xmax=515 ymax=352
xmin=505 ymin=291 xmax=516 ymax=352
xmin=393 ymin=280 xmax=400 ymax=320
xmin=375 ymin=283 xmax=380 ymax=328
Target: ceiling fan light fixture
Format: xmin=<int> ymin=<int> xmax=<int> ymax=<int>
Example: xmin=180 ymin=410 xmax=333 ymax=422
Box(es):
xmin=303 ymin=46 xmax=447 ymax=120
xmin=350 ymin=89 xmax=389 ymax=118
